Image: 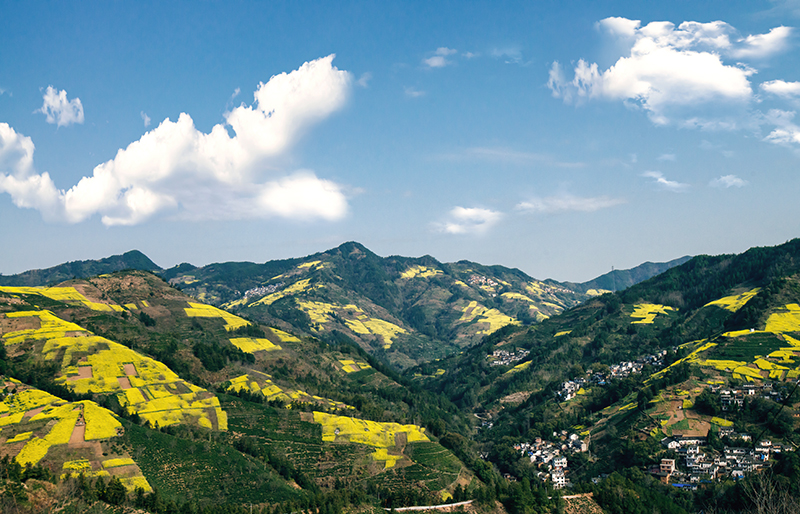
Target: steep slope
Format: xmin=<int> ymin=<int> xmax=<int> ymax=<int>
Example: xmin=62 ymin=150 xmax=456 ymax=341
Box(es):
xmin=166 ymin=242 xmax=594 ymax=368
xmin=0 ymin=250 xmax=161 ymax=286
xmin=415 ymin=239 xmax=800 ymax=501
xmin=0 ymin=271 xmax=474 ymax=509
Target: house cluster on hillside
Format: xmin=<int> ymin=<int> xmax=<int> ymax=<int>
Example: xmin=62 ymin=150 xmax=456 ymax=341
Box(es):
xmin=489 ymin=348 xmax=530 ymax=367
xmin=709 ymin=383 xmax=785 ymax=410
xmin=657 ymin=434 xmax=792 ymax=483
xmin=557 ymin=350 xmax=670 ymax=401
xmin=241 ymin=282 xmax=284 ymax=299
xmin=513 ymin=432 xmax=588 ymax=489
xmin=467 ymin=275 xmax=499 ymax=287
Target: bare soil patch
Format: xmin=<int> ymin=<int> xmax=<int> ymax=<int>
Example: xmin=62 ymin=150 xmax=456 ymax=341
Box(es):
xmin=68 ymin=366 xmax=93 ymax=381
xmin=117 ymin=377 xmax=131 ymax=389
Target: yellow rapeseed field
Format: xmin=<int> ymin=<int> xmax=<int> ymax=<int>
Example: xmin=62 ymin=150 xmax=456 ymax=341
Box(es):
xmin=229 ymin=337 xmax=282 ymax=353
xmin=765 ymin=304 xmax=800 ymax=333
xmin=339 ymin=359 xmax=371 ymax=373
xmin=630 ymin=303 xmax=676 ymax=324
xmin=459 ymin=301 xmax=519 ymax=335
xmin=703 ymin=288 xmax=761 ymax=312
xmin=400 ymin=266 xmax=443 ymax=279
xmin=184 ymin=302 xmax=250 ymax=331
xmin=102 ymin=458 xmax=135 ymax=468
xmin=251 ymin=279 xmax=319 ymax=306
xmin=711 ymin=417 xmax=734 ymax=427
xmin=313 ymin=412 xmax=429 ymax=447
xmin=372 ymin=448 xmax=402 ymax=469
xmin=3 ymin=310 xmax=227 ymax=431
xmin=0 ymin=286 xmax=124 ymax=312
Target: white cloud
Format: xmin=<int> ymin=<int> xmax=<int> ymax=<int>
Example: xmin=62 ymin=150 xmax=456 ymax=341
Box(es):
xmin=0 ymin=55 xmax=353 ymax=226
xmin=547 ymin=18 xmax=794 ymax=125
xmin=657 ymin=153 xmax=676 ymax=161
xmin=436 ymin=206 xmax=502 ymax=235
xmin=405 ymin=86 xmax=425 ymax=98
xmin=140 ymin=111 xmax=151 ymax=127
xmin=423 ymin=47 xmax=457 ymax=68
xmin=731 ymin=26 xmax=793 ymax=59
xmin=710 ymin=174 xmax=748 ymax=188
xmin=0 ymin=123 xmax=62 ymax=219
xmin=642 ymin=170 xmax=689 ymax=191
xmin=37 ymin=86 xmax=84 ymax=127
xmin=761 ymin=80 xmax=800 ymax=98
xmin=516 ymin=194 xmax=625 ymax=213
xmin=763 ymin=109 xmax=800 ymax=145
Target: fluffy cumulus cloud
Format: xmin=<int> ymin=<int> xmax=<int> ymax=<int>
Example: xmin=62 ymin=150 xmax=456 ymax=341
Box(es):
xmin=436 ymin=206 xmax=502 ymax=235
xmin=548 ymin=18 xmax=792 ymax=126
xmin=710 ymin=174 xmax=748 ymax=188
xmin=37 ymin=86 xmax=84 ymax=127
xmin=423 ymin=47 xmax=457 ymax=68
xmin=0 ymin=55 xmax=352 ymax=225
xmin=642 ymin=171 xmax=689 ymax=192
xmin=761 ymin=80 xmax=800 ymax=98
xmin=516 ymin=194 xmax=624 ymax=213
xmin=762 ymin=109 xmax=800 ymax=145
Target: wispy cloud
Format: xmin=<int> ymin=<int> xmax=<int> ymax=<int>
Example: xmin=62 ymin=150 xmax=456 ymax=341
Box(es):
xmin=710 ymin=174 xmax=748 ymax=188
xmin=0 ymin=55 xmax=352 ymax=226
xmin=423 ymin=47 xmax=457 ymax=68
xmin=436 ymin=146 xmax=585 ymax=168
xmin=36 ymin=86 xmax=84 ymax=127
xmin=491 ymin=47 xmax=523 ymax=64
xmin=435 ymin=206 xmax=502 ymax=235
xmin=657 ymin=153 xmax=676 ymax=161
xmin=404 ymin=86 xmax=426 ymax=98
xmin=642 ymin=171 xmax=689 ymax=192
xmin=140 ymin=111 xmax=151 ymax=128
xmin=356 ymin=72 xmax=372 ymax=88
xmin=516 ymin=194 xmax=625 ymax=213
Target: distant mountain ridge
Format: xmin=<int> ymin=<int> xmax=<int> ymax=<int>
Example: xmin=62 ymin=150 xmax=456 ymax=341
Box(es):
xmin=0 ymin=249 xmax=161 ymax=286
xmin=0 ymin=244 xmax=690 ymax=367
xmin=563 ymin=255 xmax=692 ymax=293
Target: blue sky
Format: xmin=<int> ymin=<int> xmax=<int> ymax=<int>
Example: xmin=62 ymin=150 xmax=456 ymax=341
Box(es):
xmin=1 ymin=1 xmax=800 ymax=282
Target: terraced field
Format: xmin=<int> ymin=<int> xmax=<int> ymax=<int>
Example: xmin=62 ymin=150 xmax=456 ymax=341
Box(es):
xmin=1 ymin=310 xmax=227 ymax=430
xmin=459 ymin=301 xmax=519 ymax=335
xmin=0 ymin=379 xmax=151 ymax=492
xmin=226 ymin=372 xmax=350 ymax=410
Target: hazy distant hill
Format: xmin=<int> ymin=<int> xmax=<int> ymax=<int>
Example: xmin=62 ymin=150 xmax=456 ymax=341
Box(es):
xmin=0 ymin=249 xmax=161 ymax=286
xmin=560 ymin=255 xmax=692 ymax=293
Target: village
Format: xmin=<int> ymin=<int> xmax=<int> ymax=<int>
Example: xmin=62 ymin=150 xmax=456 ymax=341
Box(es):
xmin=512 ymin=431 xmax=589 ymax=489
xmin=557 ymin=349 xmax=671 ymax=401
xmin=656 ymin=431 xmax=793 ymax=484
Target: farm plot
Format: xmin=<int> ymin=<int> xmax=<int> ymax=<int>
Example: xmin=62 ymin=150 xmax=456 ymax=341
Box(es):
xmin=458 ymin=301 xmax=519 ymax=335
xmin=184 ymin=302 xmax=250 ymax=331
xmin=1 ymin=310 xmax=227 ymax=430
xmin=0 ymin=286 xmax=125 ymax=313
xmin=630 ymin=303 xmax=676 ymax=324
xmin=226 ymin=372 xmax=350 ymax=410
xmin=313 ymin=412 xmax=429 ymax=448
xmin=400 ymin=266 xmax=443 ymax=279
xmin=0 ymin=380 xmax=145 ymax=485
xmin=703 ymin=288 xmax=761 ymax=312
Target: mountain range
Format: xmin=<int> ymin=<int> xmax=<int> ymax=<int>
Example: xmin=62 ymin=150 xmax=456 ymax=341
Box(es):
xmin=2 ymin=240 xmax=800 ymax=513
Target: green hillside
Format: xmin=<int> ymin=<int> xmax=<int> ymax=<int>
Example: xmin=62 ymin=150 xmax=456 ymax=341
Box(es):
xmin=0 ymin=273 xmax=478 ymax=513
